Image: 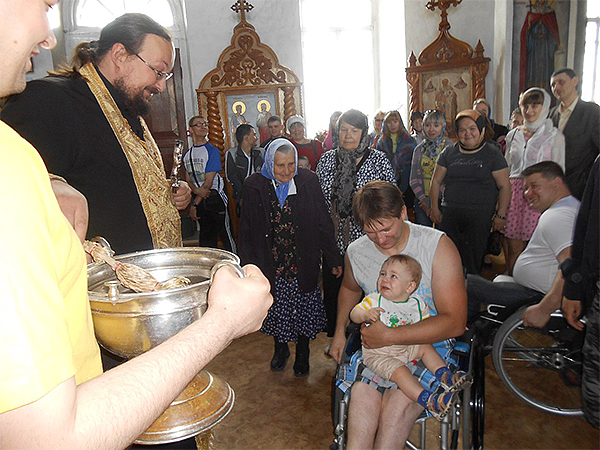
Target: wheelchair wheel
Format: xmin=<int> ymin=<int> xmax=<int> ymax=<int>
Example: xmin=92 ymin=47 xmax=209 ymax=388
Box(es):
xmin=492 ymin=307 xmax=584 ymax=416
xmin=467 ymin=338 xmax=485 ymax=450
xmin=460 ymin=331 xmax=484 ymax=450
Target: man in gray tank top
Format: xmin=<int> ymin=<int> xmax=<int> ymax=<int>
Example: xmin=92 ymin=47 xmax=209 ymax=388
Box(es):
xmin=328 ymin=180 xmax=467 ymax=449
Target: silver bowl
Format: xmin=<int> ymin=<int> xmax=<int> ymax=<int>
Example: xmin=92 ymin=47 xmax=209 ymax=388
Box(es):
xmin=87 ymin=247 xmax=240 ymax=358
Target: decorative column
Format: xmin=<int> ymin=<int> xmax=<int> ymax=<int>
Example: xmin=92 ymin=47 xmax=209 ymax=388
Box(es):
xmin=205 ymin=91 xmax=225 ymax=155
xmin=282 ymin=86 xmax=297 ymax=123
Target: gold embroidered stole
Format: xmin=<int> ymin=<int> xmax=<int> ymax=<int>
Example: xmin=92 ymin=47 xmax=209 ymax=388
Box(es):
xmin=80 ymin=63 xmax=181 ymax=248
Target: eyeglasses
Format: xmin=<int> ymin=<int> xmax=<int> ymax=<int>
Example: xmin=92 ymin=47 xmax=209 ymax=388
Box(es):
xmin=190 ymin=122 xmax=208 ymax=127
xmin=135 ymin=53 xmax=173 ymax=81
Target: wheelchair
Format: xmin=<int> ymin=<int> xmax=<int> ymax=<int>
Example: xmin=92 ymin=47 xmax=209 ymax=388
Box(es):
xmin=331 ymin=296 xmax=585 ymax=450
xmin=331 ymin=323 xmax=474 ymax=450
xmin=463 ymin=296 xmax=585 ymax=449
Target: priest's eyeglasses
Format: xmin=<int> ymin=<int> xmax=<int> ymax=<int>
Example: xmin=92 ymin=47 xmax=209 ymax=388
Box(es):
xmin=135 ymin=54 xmax=174 ymax=81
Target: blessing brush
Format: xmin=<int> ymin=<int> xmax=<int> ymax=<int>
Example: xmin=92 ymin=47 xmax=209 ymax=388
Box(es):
xmin=83 ymin=240 xmax=190 ymax=293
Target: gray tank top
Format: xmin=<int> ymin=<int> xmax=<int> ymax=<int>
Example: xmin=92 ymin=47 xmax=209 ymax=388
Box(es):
xmin=347 ymin=222 xmax=444 ymax=315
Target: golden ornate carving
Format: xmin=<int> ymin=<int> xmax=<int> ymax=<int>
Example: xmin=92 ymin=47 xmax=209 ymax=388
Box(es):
xmin=197 ymin=5 xmax=303 ymax=151
xmin=206 ymin=92 xmax=225 ymax=152
xmin=200 ymin=11 xmax=299 ymax=91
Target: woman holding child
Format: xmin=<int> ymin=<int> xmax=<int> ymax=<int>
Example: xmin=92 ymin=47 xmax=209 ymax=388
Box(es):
xmin=350 ymin=254 xmax=469 ymax=420
xmin=238 ymin=138 xmax=342 ymax=377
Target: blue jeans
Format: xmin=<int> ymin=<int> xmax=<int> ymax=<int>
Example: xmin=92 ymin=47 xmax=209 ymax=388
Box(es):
xmin=414 ymin=201 xmax=433 ymax=227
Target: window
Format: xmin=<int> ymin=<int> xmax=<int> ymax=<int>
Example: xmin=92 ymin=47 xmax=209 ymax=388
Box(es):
xmin=75 ymin=0 xmax=174 ymax=28
xmin=299 ymin=0 xmax=406 ymax=138
xmin=582 ymin=1 xmax=600 ymax=103
xmin=300 ymin=0 xmax=376 ymax=137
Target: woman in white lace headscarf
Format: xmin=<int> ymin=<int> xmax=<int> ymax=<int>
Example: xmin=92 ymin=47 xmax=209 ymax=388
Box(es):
xmin=502 ymin=87 xmax=565 ymax=275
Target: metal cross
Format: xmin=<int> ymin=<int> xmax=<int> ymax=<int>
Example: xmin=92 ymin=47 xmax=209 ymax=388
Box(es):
xmin=231 ymin=0 xmax=254 ymax=22
xmin=426 ymin=0 xmax=462 ymax=31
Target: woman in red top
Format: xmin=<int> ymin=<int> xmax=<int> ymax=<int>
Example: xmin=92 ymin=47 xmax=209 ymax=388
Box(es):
xmin=287 ymin=115 xmax=325 ymax=171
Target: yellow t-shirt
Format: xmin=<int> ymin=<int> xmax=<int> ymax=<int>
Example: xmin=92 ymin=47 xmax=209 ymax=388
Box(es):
xmin=0 ymin=121 xmax=102 ymax=414
xmin=421 ymin=153 xmax=436 ymax=197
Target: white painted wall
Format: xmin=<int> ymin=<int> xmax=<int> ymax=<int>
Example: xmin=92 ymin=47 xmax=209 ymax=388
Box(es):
xmin=493 ymin=0 xmax=513 ymax=125
xmin=34 ymin=0 xmax=566 ymax=132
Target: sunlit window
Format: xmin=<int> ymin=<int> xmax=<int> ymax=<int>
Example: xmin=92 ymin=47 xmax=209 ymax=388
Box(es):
xmin=582 ymin=1 xmax=599 ymax=103
xmin=75 ymin=0 xmax=174 ymax=28
xmin=300 ymin=0 xmax=376 ymax=137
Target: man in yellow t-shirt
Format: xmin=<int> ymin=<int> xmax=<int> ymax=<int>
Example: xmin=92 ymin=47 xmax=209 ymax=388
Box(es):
xmin=0 ymin=3 xmax=272 ymax=448
xmin=0 ymin=121 xmax=103 ymax=413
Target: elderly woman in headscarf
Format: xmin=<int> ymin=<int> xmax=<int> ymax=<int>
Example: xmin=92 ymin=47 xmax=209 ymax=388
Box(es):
xmin=409 ymin=110 xmax=449 ymax=227
xmin=502 ymin=88 xmax=565 ymax=275
xmin=316 ymin=109 xmax=395 ymax=337
xmin=376 ymin=110 xmax=417 ymax=207
xmin=238 ymin=138 xmax=342 ymax=377
xmin=429 ymin=109 xmax=510 ymax=275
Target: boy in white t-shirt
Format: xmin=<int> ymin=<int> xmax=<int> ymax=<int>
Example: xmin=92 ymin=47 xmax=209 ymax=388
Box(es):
xmin=350 ymin=254 xmax=470 ymax=420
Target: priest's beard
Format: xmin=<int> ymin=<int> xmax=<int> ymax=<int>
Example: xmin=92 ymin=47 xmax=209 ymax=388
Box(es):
xmin=113 ymin=78 xmax=159 ymax=117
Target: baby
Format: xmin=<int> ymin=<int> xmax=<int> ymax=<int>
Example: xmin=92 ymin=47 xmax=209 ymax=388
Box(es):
xmin=350 ymin=254 xmax=470 ymax=420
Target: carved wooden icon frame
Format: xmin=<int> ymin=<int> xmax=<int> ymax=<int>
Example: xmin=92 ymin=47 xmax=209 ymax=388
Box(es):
xmin=406 ymin=4 xmax=490 ymax=139
xmin=196 ymin=11 xmax=303 ymax=154
xmin=196 ymin=2 xmax=303 ymax=231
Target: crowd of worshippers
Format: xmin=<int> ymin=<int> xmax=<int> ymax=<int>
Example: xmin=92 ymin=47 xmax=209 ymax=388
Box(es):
xmin=220 ymin=68 xmax=596 ymax=280
xmin=197 ymin=69 xmax=598 ymax=383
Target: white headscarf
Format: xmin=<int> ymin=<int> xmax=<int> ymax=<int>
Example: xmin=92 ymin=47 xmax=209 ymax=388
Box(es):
xmin=522 ymin=88 xmax=551 ymax=132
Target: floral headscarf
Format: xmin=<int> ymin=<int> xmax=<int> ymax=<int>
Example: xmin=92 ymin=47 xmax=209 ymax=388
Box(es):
xmin=261 ymin=138 xmax=298 ymax=207
xmin=422 ymin=110 xmax=447 ymax=159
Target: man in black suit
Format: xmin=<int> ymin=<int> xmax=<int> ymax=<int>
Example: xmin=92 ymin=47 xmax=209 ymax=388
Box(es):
xmin=549 ymin=68 xmax=599 ymax=200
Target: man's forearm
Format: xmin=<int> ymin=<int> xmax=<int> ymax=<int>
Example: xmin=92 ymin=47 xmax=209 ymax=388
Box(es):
xmin=74 ymin=312 xmax=235 ymax=449
xmin=1 ymin=261 xmax=273 ymax=450
xmin=537 ymin=272 xmax=566 ymax=315
xmin=0 ymin=314 xmax=235 ymax=450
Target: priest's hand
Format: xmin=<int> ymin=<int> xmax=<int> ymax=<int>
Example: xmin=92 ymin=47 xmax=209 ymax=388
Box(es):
xmin=173 ymin=181 xmax=192 ymax=210
xmin=50 ymin=177 xmax=89 ymax=243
